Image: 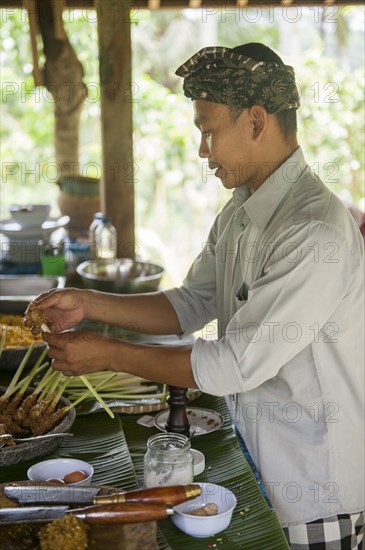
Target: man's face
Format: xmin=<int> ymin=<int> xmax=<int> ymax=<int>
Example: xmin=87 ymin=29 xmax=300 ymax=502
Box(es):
xmin=193 ymin=100 xmax=256 ymax=190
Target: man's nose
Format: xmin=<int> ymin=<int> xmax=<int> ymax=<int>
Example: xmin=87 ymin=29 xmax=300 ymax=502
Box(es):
xmin=199 ymin=135 xmax=209 ymax=158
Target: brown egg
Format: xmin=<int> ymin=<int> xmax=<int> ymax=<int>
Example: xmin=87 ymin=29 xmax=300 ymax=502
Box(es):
xmin=63 ymin=470 xmax=88 ymax=484
xmin=46 ymin=478 xmax=65 ymax=484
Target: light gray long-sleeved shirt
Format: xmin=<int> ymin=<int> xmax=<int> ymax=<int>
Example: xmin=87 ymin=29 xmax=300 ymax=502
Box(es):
xmin=164 ymin=147 xmax=365 ymax=526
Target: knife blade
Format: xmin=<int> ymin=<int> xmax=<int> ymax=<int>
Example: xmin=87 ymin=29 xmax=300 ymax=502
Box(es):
xmin=0 ymin=502 xmax=174 ymax=525
xmin=4 ymin=483 xmax=201 ymax=506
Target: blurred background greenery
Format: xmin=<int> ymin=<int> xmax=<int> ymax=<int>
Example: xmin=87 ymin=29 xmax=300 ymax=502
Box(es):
xmin=1 ymin=7 xmax=364 ymax=285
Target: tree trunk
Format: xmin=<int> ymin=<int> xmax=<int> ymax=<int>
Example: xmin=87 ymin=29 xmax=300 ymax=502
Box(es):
xmin=36 ymin=0 xmax=87 ymax=179
xmin=96 ymin=0 xmax=135 ymax=258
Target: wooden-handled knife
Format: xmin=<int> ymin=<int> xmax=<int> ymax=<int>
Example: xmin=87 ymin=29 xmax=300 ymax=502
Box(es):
xmin=4 ymin=484 xmax=201 ymax=506
xmin=0 ymin=502 xmax=174 ymax=525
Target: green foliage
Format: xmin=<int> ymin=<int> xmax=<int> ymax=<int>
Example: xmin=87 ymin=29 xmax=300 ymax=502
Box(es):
xmin=1 ymin=8 xmax=364 ymax=282
xmin=297 ymin=52 xmax=364 ymax=204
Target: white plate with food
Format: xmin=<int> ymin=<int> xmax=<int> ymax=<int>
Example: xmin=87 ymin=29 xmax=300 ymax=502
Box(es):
xmin=154 ymin=407 xmax=224 ymax=436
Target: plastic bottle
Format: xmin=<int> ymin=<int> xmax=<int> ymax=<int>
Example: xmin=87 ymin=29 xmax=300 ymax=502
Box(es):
xmin=88 ymin=212 xmax=104 ymax=260
xmin=94 ymin=215 xmax=117 ymax=260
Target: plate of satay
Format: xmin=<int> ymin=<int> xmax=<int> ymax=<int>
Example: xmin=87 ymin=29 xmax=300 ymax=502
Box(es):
xmin=0 ymin=308 xmax=75 ymax=466
xmin=0 ymin=386 xmax=75 ymax=467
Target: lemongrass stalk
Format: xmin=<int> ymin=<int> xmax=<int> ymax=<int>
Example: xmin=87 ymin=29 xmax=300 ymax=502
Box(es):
xmin=38 ymin=374 xmax=59 ymax=402
xmin=65 ymin=384 xmax=159 ymax=398
xmin=44 ymin=371 xmax=64 ymax=400
xmin=84 ymin=385 xmax=159 ymax=396
xmin=65 ymin=373 xmax=143 ymax=387
xmin=87 ymin=391 xmax=168 ymax=400
xmin=64 ymin=373 xmax=117 ymax=412
xmin=35 ymin=368 xmax=59 ymax=401
xmin=74 ymin=371 xmax=145 ymax=382
xmin=66 ymin=375 xmax=145 ymax=390
xmin=3 ymin=362 xmax=49 ymax=400
xmin=64 ymin=373 xmax=118 ymax=396
xmin=48 ymin=377 xmax=71 ymax=412
xmin=79 ymin=375 xmax=115 ymax=418
xmin=17 ymin=347 xmax=49 ymax=397
xmin=4 ymin=342 xmax=36 ymax=396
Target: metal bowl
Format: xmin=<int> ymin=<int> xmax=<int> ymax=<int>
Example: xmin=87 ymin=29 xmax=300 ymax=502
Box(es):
xmin=76 ymin=259 xmax=165 ymax=294
xmin=0 ymin=275 xmax=66 ymax=314
xmin=0 ymin=387 xmax=76 ymax=467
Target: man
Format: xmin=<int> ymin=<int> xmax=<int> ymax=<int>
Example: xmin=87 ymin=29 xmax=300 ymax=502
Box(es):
xmin=26 ymin=43 xmax=364 ymax=548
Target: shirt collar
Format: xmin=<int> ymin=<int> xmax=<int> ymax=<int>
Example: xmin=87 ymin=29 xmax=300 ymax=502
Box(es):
xmin=232 ymin=146 xmax=307 ymax=230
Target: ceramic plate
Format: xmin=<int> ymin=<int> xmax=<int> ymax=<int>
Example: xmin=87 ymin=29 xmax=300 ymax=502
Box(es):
xmin=75 ymin=388 xmax=202 ymax=416
xmin=154 ymin=407 xmax=224 ymax=436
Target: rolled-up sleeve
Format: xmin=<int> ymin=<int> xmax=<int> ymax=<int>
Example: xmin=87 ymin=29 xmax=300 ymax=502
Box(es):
xmin=163 ymin=222 xmax=218 ymax=335
xmin=189 ymin=222 xmax=357 ymax=396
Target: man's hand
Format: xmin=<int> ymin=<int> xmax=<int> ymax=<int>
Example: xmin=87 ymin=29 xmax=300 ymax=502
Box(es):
xmin=43 ymin=330 xmax=116 ymax=375
xmin=24 ymin=288 xmax=89 ymax=333
xmin=43 ymin=330 xmax=197 ymax=389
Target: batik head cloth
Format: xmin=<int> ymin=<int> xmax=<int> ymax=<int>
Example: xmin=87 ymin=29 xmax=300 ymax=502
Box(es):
xmin=175 ymin=46 xmax=300 ymax=114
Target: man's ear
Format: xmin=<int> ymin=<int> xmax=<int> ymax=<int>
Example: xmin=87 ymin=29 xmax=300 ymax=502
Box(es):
xmin=249 ymin=105 xmax=267 ymax=140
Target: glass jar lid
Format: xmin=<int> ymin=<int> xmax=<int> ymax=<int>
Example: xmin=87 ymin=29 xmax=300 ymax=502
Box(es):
xmin=147 ymin=433 xmax=191 ymax=455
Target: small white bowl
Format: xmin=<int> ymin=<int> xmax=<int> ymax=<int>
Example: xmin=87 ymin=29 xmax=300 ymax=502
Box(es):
xmin=27 ymin=458 xmax=93 ymax=486
xmin=191 ymin=449 xmax=205 ymax=476
xmin=9 ymin=204 xmax=51 ymax=227
xmin=171 ymin=482 xmax=237 ymax=538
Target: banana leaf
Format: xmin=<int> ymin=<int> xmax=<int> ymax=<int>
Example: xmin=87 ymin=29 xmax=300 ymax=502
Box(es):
xmin=0 ymin=394 xmax=289 ymax=549
xmin=122 ymin=394 xmax=290 ymax=550
xmin=0 ymin=415 xmax=157 ymax=549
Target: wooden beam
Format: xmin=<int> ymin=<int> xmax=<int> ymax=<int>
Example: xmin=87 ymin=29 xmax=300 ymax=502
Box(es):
xmin=95 ymin=0 xmax=135 ymax=258
xmin=148 ymin=0 xmax=160 ymax=8
xmin=2 ymin=0 xmax=365 ymax=7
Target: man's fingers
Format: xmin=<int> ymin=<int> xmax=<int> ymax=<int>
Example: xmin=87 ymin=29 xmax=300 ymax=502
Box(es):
xmin=47 ymin=346 xmax=65 ymax=361
xmin=51 ymin=359 xmax=74 ymax=376
xmin=33 ymin=289 xmax=59 ymax=307
xmin=42 ymin=331 xmax=64 ymax=348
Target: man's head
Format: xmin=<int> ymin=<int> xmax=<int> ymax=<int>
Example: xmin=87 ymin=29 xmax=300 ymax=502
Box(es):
xmin=176 ymin=43 xmax=300 ymax=190
xmin=229 ymin=43 xmax=298 ymax=140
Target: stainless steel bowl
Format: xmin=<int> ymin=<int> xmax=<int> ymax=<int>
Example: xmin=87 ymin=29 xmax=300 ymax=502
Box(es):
xmin=0 ymin=275 xmax=66 ymax=314
xmin=76 ymin=259 xmax=165 ymax=294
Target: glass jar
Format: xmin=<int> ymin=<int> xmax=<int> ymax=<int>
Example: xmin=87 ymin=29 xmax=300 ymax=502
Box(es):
xmin=143 ymin=433 xmax=193 ymax=488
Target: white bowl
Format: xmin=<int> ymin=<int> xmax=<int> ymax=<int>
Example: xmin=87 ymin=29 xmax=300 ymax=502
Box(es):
xmin=27 ymin=458 xmax=93 ymax=486
xmin=9 ymin=204 xmax=51 ymax=227
xmin=171 ymin=482 xmax=237 ymax=538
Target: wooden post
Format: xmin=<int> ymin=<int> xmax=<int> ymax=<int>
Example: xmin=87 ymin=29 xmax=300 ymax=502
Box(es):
xmin=96 ymin=0 xmax=135 ymax=258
